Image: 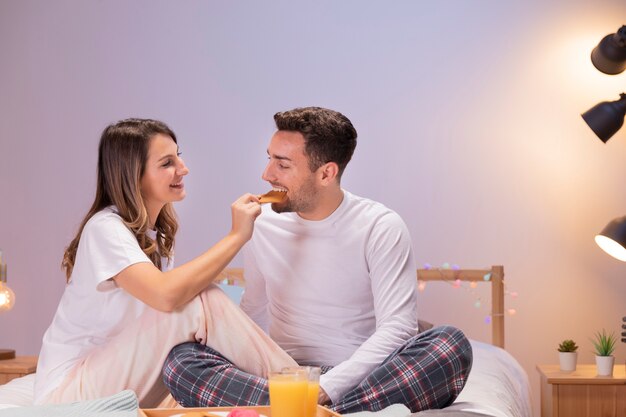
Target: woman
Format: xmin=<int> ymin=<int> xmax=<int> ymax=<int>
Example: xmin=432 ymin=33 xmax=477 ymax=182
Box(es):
xmin=34 ymin=118 xmax=296 ymax=406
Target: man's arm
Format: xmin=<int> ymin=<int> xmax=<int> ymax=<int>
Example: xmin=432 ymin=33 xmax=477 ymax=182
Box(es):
xmin=320 ymin=212 xmax=418 ymax=403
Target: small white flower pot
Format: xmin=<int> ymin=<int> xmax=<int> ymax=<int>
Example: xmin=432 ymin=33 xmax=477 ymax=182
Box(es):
xmin=559 ymin=352 xmax=577 ymax=372
xmin=595 ymin=355 xmax=615 ymax=376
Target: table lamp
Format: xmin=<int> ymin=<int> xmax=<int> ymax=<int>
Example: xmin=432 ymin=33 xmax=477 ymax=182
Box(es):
xmin=0 ymin=250 xmax=16 ymax=360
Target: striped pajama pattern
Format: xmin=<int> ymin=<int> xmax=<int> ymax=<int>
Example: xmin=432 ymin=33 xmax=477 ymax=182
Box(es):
xmin=162 ymin=325 xmax=473 ymax=413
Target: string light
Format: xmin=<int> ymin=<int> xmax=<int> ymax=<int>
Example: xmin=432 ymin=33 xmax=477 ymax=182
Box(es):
xmin=420 ymin=262 xmax=519 ymax=325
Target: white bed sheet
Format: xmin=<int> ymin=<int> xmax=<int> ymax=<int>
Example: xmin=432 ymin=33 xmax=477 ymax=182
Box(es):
xmin=441 ymin=339 xmax=532 ymax=417
xmin=0 ymin=340 xmax=531 ymax=417
xmin=0 ymin=373 xmax=35 ymax=409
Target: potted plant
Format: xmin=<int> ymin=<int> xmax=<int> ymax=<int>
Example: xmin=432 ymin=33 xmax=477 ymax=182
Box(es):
xmin=557 ymin=339 xmax=578 ymax=371
xmin=591 ymin=329 xmax=617 ymax=376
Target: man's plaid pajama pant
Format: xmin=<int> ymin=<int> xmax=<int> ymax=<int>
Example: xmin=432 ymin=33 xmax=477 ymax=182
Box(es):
xmin=162 ymin=325 xmax=472 ymax=413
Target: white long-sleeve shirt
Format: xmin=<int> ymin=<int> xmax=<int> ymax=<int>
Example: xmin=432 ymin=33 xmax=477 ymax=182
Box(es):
xmin=241 ymin=190 xmax=417 ymax=402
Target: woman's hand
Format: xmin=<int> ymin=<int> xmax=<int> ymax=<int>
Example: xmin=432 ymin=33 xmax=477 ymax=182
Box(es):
xmin=230 ymin=193 xmax=261 ymax=243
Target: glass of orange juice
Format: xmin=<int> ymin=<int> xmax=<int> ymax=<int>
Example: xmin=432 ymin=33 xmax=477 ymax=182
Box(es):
xmin=304 ymin=367 xmax=321 ymax=417
xmin=279 ymin=366 xmax=321 ymax=417
xmin=268 ymin=369 xmax=308 ymax=417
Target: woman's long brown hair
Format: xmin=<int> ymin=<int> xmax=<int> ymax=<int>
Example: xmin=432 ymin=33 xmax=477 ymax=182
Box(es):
xmin=62 ymin=119 xmax=179 ymax=281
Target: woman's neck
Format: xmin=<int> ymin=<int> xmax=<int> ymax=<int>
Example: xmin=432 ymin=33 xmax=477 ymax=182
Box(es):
xmin=146 ymin=203 xmax=164 ymax=230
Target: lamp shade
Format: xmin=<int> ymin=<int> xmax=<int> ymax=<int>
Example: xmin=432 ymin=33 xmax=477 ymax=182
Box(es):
xmin=591 ymin=25 xmax=626 ymax=75
xmin=595 ymin=216 xmax=626 ymax=261
xmin=581 ymin=93 xmax=626 ymax=142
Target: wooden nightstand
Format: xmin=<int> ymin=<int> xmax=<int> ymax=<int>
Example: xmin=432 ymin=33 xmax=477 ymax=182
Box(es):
xmin=0 ymin=356 xmax=37 ymax=384
xmin=537 ymin=364 xmax=626 ymax=417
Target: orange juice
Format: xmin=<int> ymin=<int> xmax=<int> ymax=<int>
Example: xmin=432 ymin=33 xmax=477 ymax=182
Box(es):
xmin=305 ymin=381 xmax=320 ymax=417
xmin=269 ymin=373 xmax=308 ymax=417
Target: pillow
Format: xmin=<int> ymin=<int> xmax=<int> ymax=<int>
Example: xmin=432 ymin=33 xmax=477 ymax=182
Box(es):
xmin=0 ymin=389 xmax=137 ymax=416
xmin=418 ymin=319 xmax=434 ymax=333
xmin=218 ymin=283 xmax=245 ymax=304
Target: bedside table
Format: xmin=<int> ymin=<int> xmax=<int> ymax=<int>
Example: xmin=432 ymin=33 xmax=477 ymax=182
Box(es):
xmin=0 ymin=356 xmax=37 ymax=384
xmin=537 ymin=364 xmax=626 ymax=417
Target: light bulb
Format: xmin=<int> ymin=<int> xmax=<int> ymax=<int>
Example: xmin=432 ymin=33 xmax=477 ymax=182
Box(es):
xmin=595 ymin=235 xmax=626 ymax=261
xmin=0 ymin=282 xmax=15 ymax=311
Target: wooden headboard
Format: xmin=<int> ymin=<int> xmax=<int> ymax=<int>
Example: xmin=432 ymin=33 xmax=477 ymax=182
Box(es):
xmin=416 ymin=265 xmax=505 ymax=348
xmin=217 ymin=264 xmax=505 ymax=349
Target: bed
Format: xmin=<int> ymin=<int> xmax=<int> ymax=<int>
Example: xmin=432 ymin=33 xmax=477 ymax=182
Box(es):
xmin=0 ymin=266 xmax=531 ymax=417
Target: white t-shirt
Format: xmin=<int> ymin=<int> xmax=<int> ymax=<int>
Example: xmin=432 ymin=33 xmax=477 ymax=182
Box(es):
xmin=241 ymin=190 xmax=417 ymax=403
xmin=34 ymin=207 xmax=168 ymax=403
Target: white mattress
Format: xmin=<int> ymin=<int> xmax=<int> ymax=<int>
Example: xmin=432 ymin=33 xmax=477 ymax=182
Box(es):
xmin=0 ymin=340 xmax=531 ymax=417
xmin=440 ymin=340 xmax=532 ymax=417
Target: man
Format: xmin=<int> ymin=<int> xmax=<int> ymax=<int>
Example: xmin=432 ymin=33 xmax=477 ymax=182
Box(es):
xmin=163 ymin=107 xmax=472 ymax=413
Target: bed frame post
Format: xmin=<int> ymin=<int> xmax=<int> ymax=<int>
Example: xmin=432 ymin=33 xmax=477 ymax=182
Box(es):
xmin=491 ymin=265 xmax=505 ymax=349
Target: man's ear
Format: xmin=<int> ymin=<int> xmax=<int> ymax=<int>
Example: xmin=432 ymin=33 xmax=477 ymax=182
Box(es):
xmin=319 ymin=162 xmax=339 ymax=185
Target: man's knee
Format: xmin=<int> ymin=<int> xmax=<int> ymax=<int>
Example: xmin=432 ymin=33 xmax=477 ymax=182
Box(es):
xmin=409 ymin=325 xmax=473 ymax=370
xmin=164 ymin=342 xmax=198 ymax=369
xmin=431 ymin=325 xmax=471 ymax=354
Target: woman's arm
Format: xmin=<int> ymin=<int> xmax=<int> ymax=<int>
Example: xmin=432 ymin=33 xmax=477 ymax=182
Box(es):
xmin=113 ymin=193 xmax=261 ymax=312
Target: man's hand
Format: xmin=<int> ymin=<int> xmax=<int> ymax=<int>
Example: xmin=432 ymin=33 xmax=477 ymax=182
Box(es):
xmin=318 ymin=387 xmax=331 ymax=405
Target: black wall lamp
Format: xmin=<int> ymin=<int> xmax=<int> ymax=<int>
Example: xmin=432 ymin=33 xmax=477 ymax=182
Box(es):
xmin=591 ymin=26 xmax=626 ymax=261
xmin=589 ymin=27 xmax=626 ymax=346
xmin=595 ymin=215 xmax=626 ymax=261
xmin=581 ymin=25 xmax=626 ymax=143
xmin=586 ymin=26 xmax=626 ymax=260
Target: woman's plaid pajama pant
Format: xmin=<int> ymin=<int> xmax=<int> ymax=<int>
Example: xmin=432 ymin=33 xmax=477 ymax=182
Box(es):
xmin=162 ymin=325 xmax=473 ymax=414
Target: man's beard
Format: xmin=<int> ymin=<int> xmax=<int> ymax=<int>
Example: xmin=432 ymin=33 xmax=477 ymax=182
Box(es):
xmin=271 ymin=178 xmax=318 ymax=214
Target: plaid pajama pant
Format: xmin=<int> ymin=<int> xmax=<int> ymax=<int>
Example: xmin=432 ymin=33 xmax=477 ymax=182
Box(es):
xmin=162 ymin=325 xmax=472 ymax=413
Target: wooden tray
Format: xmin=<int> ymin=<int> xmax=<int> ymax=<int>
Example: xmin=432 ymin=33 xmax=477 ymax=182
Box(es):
xmin=140 ymin=405 xmax=342 ymax=417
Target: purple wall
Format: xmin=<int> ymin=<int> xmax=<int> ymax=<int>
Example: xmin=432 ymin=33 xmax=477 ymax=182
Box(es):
xmin=2 ymin=2 xmax=626 ymax=415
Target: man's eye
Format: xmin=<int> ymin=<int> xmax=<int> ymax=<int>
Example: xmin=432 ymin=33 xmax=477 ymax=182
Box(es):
xmin=279 ymin=164 xmax=288 ymax=169
xmin=162 ymin=160 xmax=172 ymax=167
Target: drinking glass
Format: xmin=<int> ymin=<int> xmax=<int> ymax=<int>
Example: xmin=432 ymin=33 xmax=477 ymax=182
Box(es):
xmin=268 ymin=369 xmax=308 ymax=417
